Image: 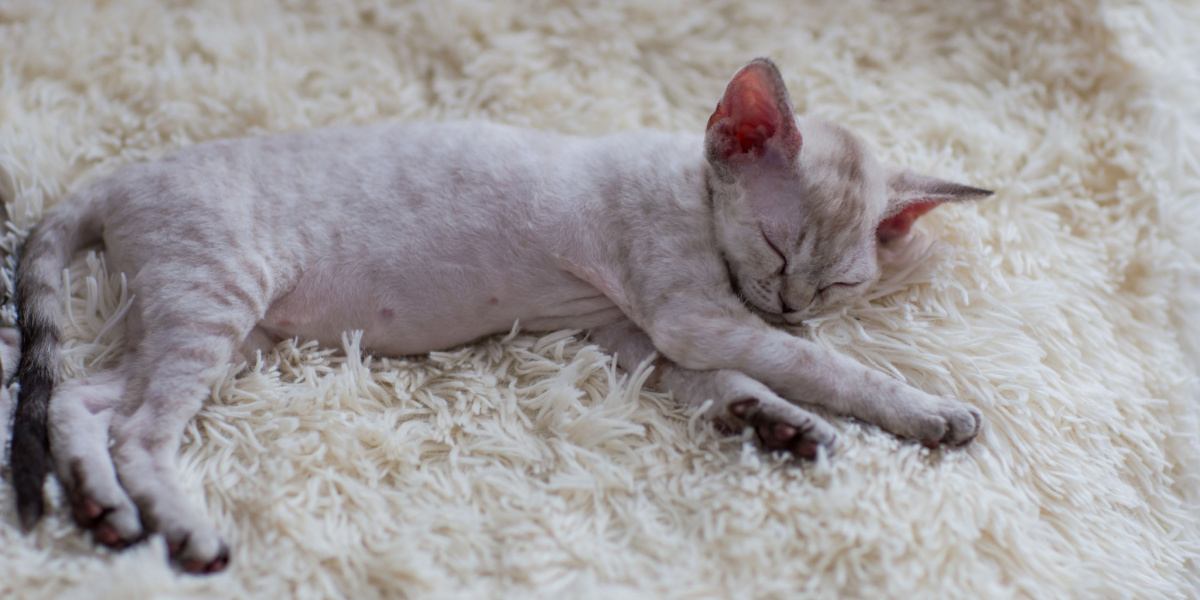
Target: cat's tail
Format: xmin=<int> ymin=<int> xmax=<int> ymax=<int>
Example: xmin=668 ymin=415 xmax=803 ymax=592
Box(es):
xmin=9 ymin=178 xmax=108 ymax=530
xmin=0 ymin=197 xmax=21 ymax=479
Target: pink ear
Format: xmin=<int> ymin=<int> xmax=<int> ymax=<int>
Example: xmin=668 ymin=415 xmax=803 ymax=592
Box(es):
xmin=705 ymin=58 xmax=801 ymax=164
xmin=876 ymin=170 xmax=993 ymax=244
xmin=876 ymin=201 xmax=940 ymax=244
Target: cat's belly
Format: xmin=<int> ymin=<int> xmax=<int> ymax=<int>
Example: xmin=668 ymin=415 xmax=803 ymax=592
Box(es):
xmin=258 ymin=260 xmax=623 ymax=356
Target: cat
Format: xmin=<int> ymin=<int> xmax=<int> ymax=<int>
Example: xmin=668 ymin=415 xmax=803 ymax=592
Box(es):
xmin=5 ymin=58 xmax=991 ymax=574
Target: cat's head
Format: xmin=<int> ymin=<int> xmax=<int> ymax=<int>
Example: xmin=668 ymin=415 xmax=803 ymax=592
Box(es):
xmin=705 ymin=58 xmax=991 ymax=324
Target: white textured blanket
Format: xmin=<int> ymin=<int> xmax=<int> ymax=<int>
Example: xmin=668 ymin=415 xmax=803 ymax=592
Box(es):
xmin=1 ymin=1 xmax=1197 ymax=597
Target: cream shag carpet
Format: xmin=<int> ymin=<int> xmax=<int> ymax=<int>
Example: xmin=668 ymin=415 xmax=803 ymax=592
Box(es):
xmin=1 ymin=1 xmax=1198 ymax=598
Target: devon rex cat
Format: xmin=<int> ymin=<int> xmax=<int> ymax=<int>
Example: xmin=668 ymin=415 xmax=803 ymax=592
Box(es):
xmin=6 ymin=58 xmax=991 ymax=573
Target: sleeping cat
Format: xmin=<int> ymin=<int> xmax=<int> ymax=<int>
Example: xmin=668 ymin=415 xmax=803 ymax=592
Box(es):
xmin=5 ymin=58 xmax=990 ymax=573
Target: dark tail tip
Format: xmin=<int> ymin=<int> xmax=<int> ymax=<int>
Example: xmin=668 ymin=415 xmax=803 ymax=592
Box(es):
xmin=17 ymin=488 xmax=45 ymax=532
xmin=10 ymin=334 xmax=56 ymax=531
xmin=11 ymin=424 xmax=50 ymax=531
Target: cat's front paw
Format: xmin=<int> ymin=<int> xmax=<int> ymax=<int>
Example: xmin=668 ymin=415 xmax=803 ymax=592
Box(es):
xmin=902 ymin=397 xmax=982 ymax=449
xmin=728 ymin=397 xmax=837 ymax=460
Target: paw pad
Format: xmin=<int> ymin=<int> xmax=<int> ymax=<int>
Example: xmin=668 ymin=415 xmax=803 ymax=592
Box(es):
xmin=170 ymin=534 xmax=231 ymax=575
xmin=93 ymin=522 xmax=129 ymax=549
xmin=727 ymin=397 xmax=833 ymax=460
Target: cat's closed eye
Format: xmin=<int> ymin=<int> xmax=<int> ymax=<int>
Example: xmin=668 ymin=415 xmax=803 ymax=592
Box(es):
xmin=817 ymin=281 xmax=864 ymax=297
xmin=759 ymin=227 xmax=787 ymax=274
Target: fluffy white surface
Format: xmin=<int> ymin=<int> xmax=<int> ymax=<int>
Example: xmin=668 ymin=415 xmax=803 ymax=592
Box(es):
xmin=1 ymin=0 xmax=1198 ymax=597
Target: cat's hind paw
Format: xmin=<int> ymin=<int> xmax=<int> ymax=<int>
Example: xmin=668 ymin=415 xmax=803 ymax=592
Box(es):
xmin=167 ymin=529 xmax=231 ymax=574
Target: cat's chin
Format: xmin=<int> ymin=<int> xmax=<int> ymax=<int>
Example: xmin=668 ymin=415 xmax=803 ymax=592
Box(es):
xmin=781 ymin=313 xmax=808 ymax=326
xmin=749 ymin=307 xmax=806 ymax=327
xmin=778 ymin=312 xmax=811 ymax=327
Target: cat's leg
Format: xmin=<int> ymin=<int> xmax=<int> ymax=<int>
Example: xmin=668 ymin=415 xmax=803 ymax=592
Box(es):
xmin=105 ymin=320 xmax=249 ymax=573
xmin=589 ymin=320 xmax=837 ymax=458
xmin=98 ymin=268 xmax=264 ymax=574
xmin=47 ymin=368 xmax=141 ymax=547
xmin=239 ymin=326 xmax=280 ymax=363
xmin=641 ymin=307 xmax=981 ymax=448
xmin=46 ymin=327 xmax=278 ymax=549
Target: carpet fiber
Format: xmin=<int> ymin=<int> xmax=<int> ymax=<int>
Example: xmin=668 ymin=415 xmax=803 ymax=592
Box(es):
xmin=1 ymin=0 xmax=1198 ymax=597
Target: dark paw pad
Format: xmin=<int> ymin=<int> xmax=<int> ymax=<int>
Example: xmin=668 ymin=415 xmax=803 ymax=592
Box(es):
xmin=792 ymin=439 xmax=821 ymax=461
xmin=72 ymin=497 xmax=105 ymax=525
xmin=728 ymin=398 xmax=831 ymax=460
xmin=756 ymin=422 xmax=798 ymax=451
xmin=172 ymin=536 xmax=231 ymax=575
xmin=728 ymin=398 xmax=757 ymax=418
xmin=93 ymin=522 xmax=131 ymax=549
xmin=72 ymin=498 xmax=135 ymax=549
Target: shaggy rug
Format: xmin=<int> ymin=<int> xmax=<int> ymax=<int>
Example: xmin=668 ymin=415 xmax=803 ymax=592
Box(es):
xmin=1 ymin=0 xmax=1198 ymax=597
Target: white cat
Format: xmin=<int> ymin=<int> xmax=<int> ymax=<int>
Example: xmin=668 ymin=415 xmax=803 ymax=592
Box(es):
xmin=6 ymin=58 xmax=990 ymax=573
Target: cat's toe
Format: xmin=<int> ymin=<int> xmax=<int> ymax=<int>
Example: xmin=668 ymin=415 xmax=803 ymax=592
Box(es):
xmin=67 ymin=492 xmax=135 ymax=548
xmin=93 ymin=522 xmax=131 ymax=549
xmin=918 ymin=402 xmax=982 ymax=449
xmin=93 ymin=504 xmax=145 ymax=549
xmin=756 ymin=422 xmax=798 ymax=451
xmin=942 ymin=403 xmax=982 ymax=447
xmin=167 ymin=527 xmax=231 ymax=575
xmin=62 ymin=457 xmax=144 ymax=546
xmin=71 ymin=496 xmax=106 ymax=526
xmin=177 ymin=544 xmax=230 ymax=574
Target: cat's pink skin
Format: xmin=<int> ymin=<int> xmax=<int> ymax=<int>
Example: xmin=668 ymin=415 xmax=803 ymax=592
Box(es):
xmin=8 ymin=58 xmax=990 ymax=573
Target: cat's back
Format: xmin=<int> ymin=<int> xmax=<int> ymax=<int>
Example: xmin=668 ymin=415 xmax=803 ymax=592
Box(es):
xmin=89 ymin=119 xmax=695 ymax=263
xmin=98 ymin=120 xmax=696 ymax=212
xmin=100 ymin=120 xmax=584 ymax=214
xmin=153 ymin=120 xmax=571 ymax=183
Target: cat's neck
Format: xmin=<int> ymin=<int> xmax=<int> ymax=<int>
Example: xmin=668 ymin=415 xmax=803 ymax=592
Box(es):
xmin=540 ymin=131 xmax=717 ymax=309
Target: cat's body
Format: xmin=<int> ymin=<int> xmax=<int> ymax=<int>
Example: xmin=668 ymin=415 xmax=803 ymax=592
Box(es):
xmin=119 ymin=121 xmax=647 ymax=355
xmin=6 ymin=59 xmax=990 ymax=573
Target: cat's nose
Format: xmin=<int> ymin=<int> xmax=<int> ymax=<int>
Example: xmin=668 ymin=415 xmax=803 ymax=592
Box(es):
xmin=779 ymin=281 xmax=817 ymax=316
xmin=777 ymin=290 xmax=797 ymax=314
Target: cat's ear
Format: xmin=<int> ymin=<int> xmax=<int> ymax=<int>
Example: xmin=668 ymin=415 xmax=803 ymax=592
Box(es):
xmin=705 ymin=58 xmax=802 ymax=167
xmin=877 ymin=170 xmax=992 ymax=244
